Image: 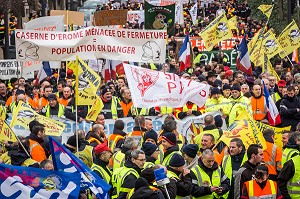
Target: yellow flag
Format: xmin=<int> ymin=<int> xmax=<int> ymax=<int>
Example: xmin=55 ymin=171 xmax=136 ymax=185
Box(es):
xmin=69 ymin=57 xmax=102 ymax=105
xmin=262 ymin=29 xmax=285 ymax=59
xmin=220 ymin=110 xmax=267 ymax=149
xmin=279 ymin=20 xmax=300 ymax=58
xmin=249 ymin=37 xmax=264 ymax=67
xmin=228 ymin=16 xmax=238 ymax=31
xmin=258 ymin=4 xmax=274 ymax=18
xmin=0 ymin=105 xmax=6 ymax=121
xmin=262 ymin=57 xmax=280 ymax=83
xmin=254 ymin=121 xmax=291 ymax=148
xmin=200 ymin=13 xmax=233 ymax=51
xmin=1 ymin=121 xmax=17 ymax=142
xmin=10 ymin=101 xmax=66 ymax=136
xmin=86 ymin=96 xmax=104 ymax=121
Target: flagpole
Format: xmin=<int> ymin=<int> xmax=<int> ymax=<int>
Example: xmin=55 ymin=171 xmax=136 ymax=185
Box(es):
xmin=75 ymin=56 xmax=79 ymax=153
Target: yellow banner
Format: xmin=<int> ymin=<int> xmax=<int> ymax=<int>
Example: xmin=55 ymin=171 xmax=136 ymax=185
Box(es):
xmin=249 ymin=37 xmax=264 ymax=67
xmin=69 ymin=57 xmax=101 ymax=105
xmin=258 ymin=4 xmax=274 ymax=18
xmin=279 ymin=20 xmax=300 ymax=58
xmin=86 ymin=96 xmax=104 ymax=121
xmin=220 ymin=110 xmax=267 ymax=149
xmin=262 ymin=29 xmax=285 ymax=59
xmin=262 ymin=56 xmax=280 ymax=83
xmin=200 ymin=13 xmax=233 ymax=51
xmin=254 ymin=121 xmax=291 ymax=148
xmin=0 ymin=119 xmax=17 ymax=142
xmin=0 ymin=105 xmax=6 ymax=121
xmin=10 ymin=102 xmax=65 ymax=136
xmin=228 ymin=16 xmax=237 ymax=31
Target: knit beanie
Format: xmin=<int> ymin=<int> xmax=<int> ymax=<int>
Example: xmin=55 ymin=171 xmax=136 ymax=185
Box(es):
xmin=214 ymin=115 xmax=223 ymax=128
xmin=182 ymin=144 xmax=199 ymax=158
xmin=222 ymin=83 xmax=231 ymax=91
xmin=141 ymin=142 xmax=158 ymax=156
xmin=231 ymin=84 xmax=241 ymax=92
xmin=144 ymin=130 xmax=158 ymax=144
xmin=67 ymin=135 xmax=81 ymax=147
xmin=169 ymin=153 xmax=185 ymax=167
xmin=161 ymin=132 xmax=176 ymax=146
xmin=211 ymin=87 xmax=221 ymax=95
xmin=141 ymin=168 xmax=156 ymax=183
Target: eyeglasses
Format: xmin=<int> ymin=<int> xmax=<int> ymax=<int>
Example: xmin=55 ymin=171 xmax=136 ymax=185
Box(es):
xmin=136 ymin=159 xmax=146 ymax=162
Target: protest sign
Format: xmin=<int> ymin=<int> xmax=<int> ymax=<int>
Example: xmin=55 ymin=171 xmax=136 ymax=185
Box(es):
xmin=94 ymin=10 xmax=128 ymax=26
xmin=127 ymin=10 xmax=144 ymax=25
xmin=200 ymin=49 xmax=238 ymax=67
xmin=50 ymin=10 xmax=84 ymax=26
xmin=160 ymin=0 xmax=188 ymax=6
xmin=0 ymin=60 xmax=21 ymax=79
xmin=145 ymin=2 xmax=175 ymax=35
xmin=0 ymin=164 xmax=81 ymax=199
xmin=15 ymin=27 xmax=167 ymax=63
xmin=24 ymin=16 xmax=64 ymax=31
xmin=124 ymin=64 xmax=210 ymax=108
xmin=88 ymin=59 xmax=103 ymax=71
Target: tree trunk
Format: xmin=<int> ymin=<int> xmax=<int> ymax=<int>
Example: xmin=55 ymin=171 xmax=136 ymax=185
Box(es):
xmin=278 ymin=0 xmax=284 ymax=19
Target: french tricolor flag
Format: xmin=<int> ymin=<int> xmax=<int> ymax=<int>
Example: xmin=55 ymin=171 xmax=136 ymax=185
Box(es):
xmin=179 ymin=34 xmax=191 ymax=72
xmin=263 ymin=81 xmax=281 ymax=126
xmin=36 ymin=61 xmax=52 ymax=84
xmin=236 ymin=35 xmax=252 ymax=76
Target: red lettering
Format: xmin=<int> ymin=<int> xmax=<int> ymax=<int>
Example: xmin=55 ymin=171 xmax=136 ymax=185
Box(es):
xmin=199 ymin=90 xmax=206 ymax=97
xmin=167 ymin=82 xmax=176 ymax=93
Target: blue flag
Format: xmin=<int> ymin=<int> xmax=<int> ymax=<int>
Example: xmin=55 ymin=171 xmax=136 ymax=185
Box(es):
xmin=49 ymin=137 xmax=111 ymax=199
xmin=0 ymin=163 xmax=81 ymax=199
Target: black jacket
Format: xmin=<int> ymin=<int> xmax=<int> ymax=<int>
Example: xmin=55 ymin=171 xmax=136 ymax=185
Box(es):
xmin=117 ymin=158 xmax=142 ymax=199
xmin=100 ymin=97 xmax=123 ymax=119
xmin=8 ymin=150 xmax=39 ymax=168
xmin=234 ymin=160 xmax=257 ymax=199
xmin=167 ymin=167 xmax=193 ymax=197
xmin=93 ymin=158 xmax=111 ymax=182
xmin=277 ymin=157 xmax=297 ymax=199
xmin=40 ymin=103 xmax=62 ymax=117
xmin=88 ymin=132 xmax=103 ymax=148
xmin=280 ymin=95 xmax=300 ymax=131
xmin=163 ymin=145 xmax=179 ymax=161
xmin=191 ymin=158 xmax=230 ymax=198
xmin=65 ymin=97 xmax=88 ymax=122
xmin=112 ymin=128 xmax=126 ymax=149
xmin=131 ymin=185 xmax=165 ymax=199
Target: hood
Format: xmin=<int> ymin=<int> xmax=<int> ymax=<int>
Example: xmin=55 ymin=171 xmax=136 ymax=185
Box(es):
xmin=8 ymin=150 xmax=30 ymax=166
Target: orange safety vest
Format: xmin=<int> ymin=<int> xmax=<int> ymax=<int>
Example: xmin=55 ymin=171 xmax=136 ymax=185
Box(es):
xmin=263 ymin=142 xmax=282 ymax=175
xmin=127 ymin=130 xmax=145 ymax=144
xmin=58 ymin=97 xmax=72 ymax=107
xmin=245 ymin=179 xmax=277 ymax=198
xmin=38 ymin=97 xmax=49 ymax=110
xmin=107 ymin=134 xmax=124 ymax=151
xmin=119 ymin=100 xmax=133 ymax=117
xmin=251 ymin=96 xmax=267 ymax=121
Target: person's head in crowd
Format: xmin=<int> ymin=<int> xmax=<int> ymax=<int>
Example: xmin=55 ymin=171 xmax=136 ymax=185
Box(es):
xmin=124 ymin=136 xmax=139 ymax=150
xmin=214 ymin=64 xmax=224 ymax=74
xmin=121 ymin=88 xmax=131 ymax=102
xmin=207 ymin=71 xmax=217 ymax=84
xmin=262 ymin=78 xmax=270 ymax=90
xmin=263 ymin=129 xmax=275 ymax=143
xmin=161 ymin=63 xmax=170 ymax=72
xmin=201 ymin=134 xmax=215 ymax=150
xmin=252 ymin=84 xmax=262 ymax=97
xmin=131 ymin=149 xmax=146 ymax=169
xmin=48 ymin=93 xmax=58 ymax=107
xmin=141 ymin=142 xmax=159 ymax=160
xmin=241 ymin=84 xmax=250 ymax=94
xmin=247 ymin=144 xmax=263 ymax=165
xmin=274 ymin=62 xmax=283 ymax=76
xmin=268 ymin=75 xmax=276 ymax=88
xmin=40 ymin=159 xmax=54 ymax=170
xmin=201 ymin=149 xmax=216 ymax=168
xmin=204 ymin=114 xmax=215 ymax=127
xmin=169 ymin=153 xmax=186 ymax=172
xmin=182 ymin=73 xmax=190 ymax=79
xmin=65 ymin=135 xmax=81 ymax=153
xmin=101 ymin=86 xmax=113 ymax=101
xmin=62 ymin=86 xmax=72 ymax=99
xmin=287 ymin=85 xmax=296 ymax=99
xmin=66 ymin=69 xmax=74 ymax=79
xmin=114 ymin=119 xmax=125 ymax=132
xmin=277 ymin=80 xmax=286 ymax=93
xmin=260 ymin=72 xmax=269 ymax=79
xmin=95 ymin=113 xmax=105 ymax=125
xmin=288 ymin=132 xmax=300 ymax=146
xmin=162 ymin=119 xmax=177 ymax=134
xmin=294 ymin=73 xmax=300 ymax=84
xmin=107 ymin=81 xmax=115 ymax=93
xmin=222 ymin=78 xmax=229 ymax=86
xmin=145 ymin=118 xmax=153 ymax=131
xmin=94 ymin=143 xmax=113 ymax=163
xmin=92 ymin=124 xmax=105 ymax=139
xmin=43 ymin=85 xmax=52 ymax=98
xmin=254 ymin=164 xmax=269 ymax=183
xmin=41 ymin=80 xmax=51 ymax=88
xmin=295 ymin=85 xmax=299 ymax=96
xmin=234 ymin=71 xmax=245 ymax=85
xmin=225 ymin=70 xmax=234 ymax=81
xmin=286 ymin=71 xmax=293 ymax=83
xmin=18 ymin=77 xmax=26 ymax=87
xmin=193 ymin=47 xmax=199 ymax=56
xmin=211 ymin=57 xmax=218 ymax=68
xmin=117 ymin=77 xmax=126 ymax=89
xmin=161 ymin=132 xmax=177 ymax=150
xmin=210 ymin=87 xmax=221 ymax=100
xmin=0 ymin=82 xmax=6 ymax=96
xmin=134 ymin=115 xmax=146 ymax=128
xmin=32 ymin=85 xmax=40 ymax=96
xmin=214 ymin=115 xmax=223 ymax=128
xmin=10 ymin=77 xmax=18 ymax=88
xmin=282 ymin=131 xmax=292 ymax=146
xmin=31 ymin=125 xmax=46 ymax=140
xmin=16 ymin=90 xmax=26 ymax=103
xmin=57 ymin=81 xmax=66 ymax=94
xmin=182 ymin=144 xmax=199 ymax=163
xmin=229 ymin=138 xmax=244 ymax=156
xmin=222 ymin=83 xmax=231 ymax=98
xmin=144 ymin=129 xmax=158 ymax=144
xmin=231 ymin=84 xmax=241 ymax=99
xmin=66 ymin=79 xmax=73 ymax=87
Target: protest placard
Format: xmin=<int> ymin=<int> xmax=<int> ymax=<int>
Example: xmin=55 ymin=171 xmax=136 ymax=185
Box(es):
xmin=0 ymin=60 xmax=21 ymax=80
xmin=24 ymin=16 xmax=64 ymax=31
xmin=127 ymin=11 xmax=144 ymax=25
xmin=15 ymin=27 xmax=167 ymax=63
xmin=50 ymin=10 xmax=84 ymax=26
xmin=94 ymin=10 xmax=128 ymax=26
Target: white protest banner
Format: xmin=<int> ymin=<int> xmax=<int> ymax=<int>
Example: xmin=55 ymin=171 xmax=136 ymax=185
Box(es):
xmin=0 ymin=60 xmax=21 ymax=79
xmin=189 ymin=3 xmax=197 ymax=25
xmin=15 ymin=27 xmax=167 ymax=63
xmin=124 ymin=64 xmax=210 ymax=108
xmin=88 ymin=59 xmax=103 ymax=71
xmin=24 ymin=16 xmax=64 ymax=31
xmin=127 ymin=11 xmax=144 ymax=25
xmin=21 ymin=60 xmax=41 ymax=79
